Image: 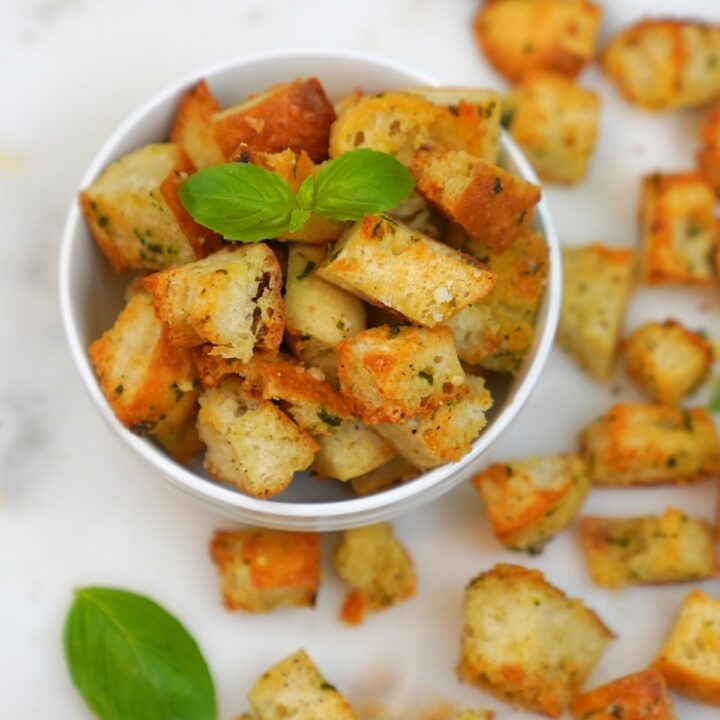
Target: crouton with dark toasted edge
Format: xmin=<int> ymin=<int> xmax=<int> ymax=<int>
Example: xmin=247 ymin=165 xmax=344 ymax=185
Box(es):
xmin=698 ymin=102 xmax=720 ymax=196
xmin=153 ymin=412 xmax=204 ymax=465
xmin=349 ymin=455 xmax=417 ymax=496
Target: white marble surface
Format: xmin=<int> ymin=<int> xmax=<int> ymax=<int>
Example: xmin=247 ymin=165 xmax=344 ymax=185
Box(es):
xmin=2 ymin=1 xmax=720 ymax=718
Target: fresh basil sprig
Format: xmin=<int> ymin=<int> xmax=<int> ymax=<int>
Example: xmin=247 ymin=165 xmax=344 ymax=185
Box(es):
xmin=64 ymin=587 xmax=216 ymax=720
xmin=179 ymin=148 xmax=414 ymax=242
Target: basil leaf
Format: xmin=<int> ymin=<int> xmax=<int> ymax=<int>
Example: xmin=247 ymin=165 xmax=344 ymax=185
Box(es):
xmin=289 ymin=208 xmax=312 ymax=232
xmin=296 ymin=175 xmax=315 ymax=210
xmin=709 ymin=386 xmax=720 ymax=413
xmin=312 ymin=148 xmax=414 ymax=221
xmin=179 ymin=163 xmax=296 ymax=241
xmin=64 ymin=587 xmax=216 ymax=720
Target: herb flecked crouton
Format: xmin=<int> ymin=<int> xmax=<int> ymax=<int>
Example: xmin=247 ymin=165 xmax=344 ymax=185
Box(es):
xmin=153 ymin=414 xmax=204 ymax=465
xmin=248 ymin=649 xmax=357 ymax=720
xmin=571 ymin=667 xmax=676 ymax=720
xmin=473 ymin=0 xmax=602 ymax=83
xmin=144 ymin=245 xmax=285 ymax=361
xmin=580 ymin=403 xmax=720 ymax=486
xmin=334 ymin=523 xmax=416 ymax=625
xmin=580 ymin=508 xmax=717 ymax=588
xmin=472 ymin=454 xmax=590 ymax=553
xmin=459 ymin=564 xmax=613 ymax=717
xmin=657 ymin=589 xmax=720 ymax=706
xmin=602 ymin=19 xmax=720 ymax=111
xmin=558 ymin=244 xmax=634 ymax=381
xmin=209 ymin=529 xmax=319 ymax=612
xmin=625 ymin=320 xmax=713 ymax=405
xmin=349 ymin=455 xmax=417 ymax=496
xmin=640 ymin=172 xmax=718 ymax=286
xmin=698 ymin=102 xmax=720 ymax=196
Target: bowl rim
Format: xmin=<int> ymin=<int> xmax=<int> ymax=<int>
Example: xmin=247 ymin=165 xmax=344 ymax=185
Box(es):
xmin=59 ymin=48 xmax=561 ymax=529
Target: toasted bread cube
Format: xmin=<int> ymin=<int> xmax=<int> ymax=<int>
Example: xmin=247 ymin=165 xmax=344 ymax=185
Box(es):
xmin=472 ymin=454 xmax=590 ymax=553
xmin=412 ymin=145 xmax=541 ymax=253
xmin=698 ymin=102 xmax=720 ymax=195
xmin=349 ymin=456 xmax=417 ymax=496
xmin=625 ymin=320 xmax=713 ymax=404
xmin=658 ymin=589 xmax=720 ymax=705
xmin=79 ymin=143 xmax=213 ymax=272
xmin=334 ymin=523 xmax=416 ymax=625
xmin=580 ymin=403 xmax=720 ymax=486
xmin=603 ymin=20 xmax=720 ymax=111
xmin=580 ymin=509 xmax=717 ymax=588
xmin=375 ymin=376 xmax=493 ymax=469
xmin=503 ymin=70 xmax=600 ymax=184
xmin=248 ymin=649 xmax=357 ymax=720
xmin=459 ymin=564 xmax=613 ymax=717
xmin=197 ymin=378 xmax=318 ymax=498
xmin=212 ymin=78 xmax=335 ymax=162
xmin=337 ymin=325 xmax=467 ymax=425
xmin=447 ymin=230 xmax=548 ymax=373
xmin=317 ymin=215 xmax=495 ymax=326
xmin=144 ymin=245 xmax=284 ymax=361
xmin=571 ymin=667 xmax=675 ymax=720
xmin=455 ymin=711 xmax=493 ymax=720
xmin=89 ymin=291 xmax=199 ymax=435
xmin=153 ymin=414 xmax=204 ymax=465
xmin=640 ymin=172 xmax=718 ymax=286
xmin=473 ymin=0 xmax=602 ymax=83
xmin=209 ymin=529 xmax=319 ymax=612
xmin=558 ymin=244 xmax=634 ymax=381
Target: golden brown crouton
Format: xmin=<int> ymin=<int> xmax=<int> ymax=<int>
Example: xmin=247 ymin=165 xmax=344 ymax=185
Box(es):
xmin=349 ymin=456 xmax=417 ymax=496
xmin=89 ymin=291 xmax=199 ymax=435
xmin=640 ymin=172 xmax=718 ymax=286
xmin=459 ymin=564 xmax=613 ymax=717
xmin=197 ymin=378 xmax=318 ymax=498
xmin=503 ymin=70 xmax=600 ymax=184
xmin=455 ymin=711 xmax=493 ymax=720
xmin=317 ymin=215 xmax=495 ymax=327
xmin=337 ymin=324 xmax=467 ymax=425
xmin=602 ymin=19 xmax=720 ymax=110
xmin=625 ymin=320 xmax=713 ymax=404
xmin=472 ymin=454 xmax=590 ymax=553
xmin=658 ymin=589 xmax=720 ymax=706
xmin=698 ymin=102 xmax=720 ymax=195
xmin=144 ymin=245 xmax=284 ymax=361
xmin=334 ymin=523 xmax=415 ymax=625
xmin=558 ymin=244 xmax=635 ymax=381
xmin=473 ymin=0 xmax=602 ymax=83
xmin=580 ymin=509 xmax=717 ymax=588
xmin=248 ymin=649 xmax=357 ymax=720
xmin=209 ymin=529 xmax=319 ymax=612
xmin=411 ymin=145 xmax=541 ymax=253
xmin=212 ymin=78 xmax=336 ymax=162
xmin=571 ymin=667 xmax=675 ymax=720
xmin=79 ymin=143 xmax=214 ymax=272
xmin=580 ymin=403 xmax=720 ymax=486
xmin=153 ymin=414 xmax=204 ymax=465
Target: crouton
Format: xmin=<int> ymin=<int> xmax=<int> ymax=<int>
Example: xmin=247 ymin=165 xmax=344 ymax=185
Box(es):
xmin=447 ymin=230 xmax=548 ymax=373
xmin=144 ymin=245 xmax=285 ymax=361
xmin=580 ymin=509 xmax=717 ymax=588
xmin=472 ymin=454 xmax=590 ymax=553
xmin=349 ymin=456 xmax=417 ymax=496
xmin=317 ymin=215 xmax=495 ymax=326
xmin=211 ymin=78 xmax=335 ymax=162
xmin=209 ymin=529 xmax=319 ymax=612
xmin=88 ymin=291 xmax=199 ymax=435
xmin=334 ymin=523 xmax=415 ymax=625
xmin=658 ymin=589 xmax=720 ymax=705
xmin=375 ymin=376 xmax=493 ymax=469
xmin=640 ymin=172 xmax=718 ymax=286
xmin=580 ymin=403 xmax=720 ymax=486
xmin=79 ymin=143 xmax=214 ymax=272
xmin=625 ymin=320 xmax=713 ymax=404
xmin=169 ymin=80 xmax=225 ymax=169
xmin=337 ymin=325 xmax=468 ymax=425
xmin=698 ymin=102 xmax=720 ymax=195
xmin=602 ymin=19 xmax=720 ymax=110
xmin=503 ymin=70 xmax=600 ymax=184
xmin=473 ymin=0 xmax=602 ymax=83
xmin=459 ymin=564 xmax=613 ymax=717
xmin=411 ymin=145 xmax=541 ymax=253
xmin=455 ymin=711 xmax=493 ymax=720
xmin=571 ymin=667 xmax=675 ymax=720
xmin=153 ymin=414 xmax=204 ymax=465
xmin=248 ymin=649 xmax=357 ymax=720
xmin=196 ymin=378 xmax=319 ymax=498
xmin=558 ymin=244 xmax=634 ymax=381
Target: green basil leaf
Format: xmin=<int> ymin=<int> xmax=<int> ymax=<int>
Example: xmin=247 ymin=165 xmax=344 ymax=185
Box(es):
xmin=296 ymin=175 xmax=315 ymax=210
xmin=289 ymin=208 xmax=312 ymax=232
xmin=312 ymin=148 xmax=415 ymax=221
xmin=64 ymin=587 xmax=216 ymax=720
xmin=709 ymin=385 xmax=720 ymax=413
xmin=179 ymin=163 xmax=296 ymax=241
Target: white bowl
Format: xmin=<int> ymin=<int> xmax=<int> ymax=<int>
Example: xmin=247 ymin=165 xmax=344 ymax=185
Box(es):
xmin=59 ymin=49 xmax=561 ymax=531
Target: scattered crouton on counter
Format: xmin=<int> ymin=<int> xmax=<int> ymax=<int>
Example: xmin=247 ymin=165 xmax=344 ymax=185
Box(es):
xmin=698 ymin=102 xmax=720 ymax=195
